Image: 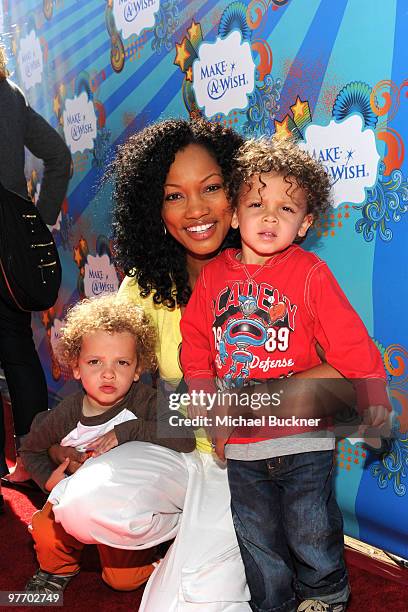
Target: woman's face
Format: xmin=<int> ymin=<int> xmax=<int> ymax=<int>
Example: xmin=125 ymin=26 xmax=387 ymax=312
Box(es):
xmin=162 ymin=144 xmax=232 ymax=259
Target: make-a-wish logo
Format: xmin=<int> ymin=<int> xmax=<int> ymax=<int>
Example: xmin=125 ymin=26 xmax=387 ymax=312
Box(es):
xmin=17 ymin=30 xmax=43 ymax=90
xmin=300 ymin=114 xmax=380 ymax=208
xmin=62 ymin=92 xmax=97 ymax=154
xmin=193 ymin=30 xmax=255 ymax=118
xmin=84 ymin=254 xmax=119 ymax=297
xmin=113 ymin=0 xmax=160 ymax=39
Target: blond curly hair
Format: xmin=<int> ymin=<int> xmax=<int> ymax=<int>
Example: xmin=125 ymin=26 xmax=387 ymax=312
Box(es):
xmin=58 ymin=294 xmax=157 ymax=373
xmin=233 ymin=137 xmax=332 ymax=232
xmin=0 ymin=46 xmax=9 ymax=80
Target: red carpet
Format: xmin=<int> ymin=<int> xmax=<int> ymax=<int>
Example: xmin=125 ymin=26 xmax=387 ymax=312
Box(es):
xmin=1 ymin=407 xmax=407 ymax=611
xmin=0 ymin=485 xmax=143 ymax=611
xmin=1 ymin=484 xmax=406 ymax=611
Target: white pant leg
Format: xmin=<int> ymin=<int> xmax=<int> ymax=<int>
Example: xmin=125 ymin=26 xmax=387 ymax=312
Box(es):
xmin=140 ymin=451 xmax=250 ymax=611
xmin=52 ymin=442 xmax=188 ymax=549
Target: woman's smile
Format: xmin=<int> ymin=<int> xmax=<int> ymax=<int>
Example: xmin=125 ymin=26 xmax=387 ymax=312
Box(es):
xmin=185 ymin=222 xmax=217 ymax=240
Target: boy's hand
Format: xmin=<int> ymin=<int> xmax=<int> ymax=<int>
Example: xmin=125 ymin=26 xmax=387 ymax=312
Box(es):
xmin=358 ymin=405 xmax=392 ymax=447
xmin=48 ymin=444 xmax=86 ymax=474
xmin=90 ymin=430 xmax=119 ymax=457
xmin=362 ymin=405 xmax=389 ymax=428
xmin=45 ymin=458 xmax=69 ymax=492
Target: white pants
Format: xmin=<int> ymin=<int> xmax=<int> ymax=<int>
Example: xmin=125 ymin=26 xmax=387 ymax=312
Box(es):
xmin=52 ymin=442 xmax=250 ymax=611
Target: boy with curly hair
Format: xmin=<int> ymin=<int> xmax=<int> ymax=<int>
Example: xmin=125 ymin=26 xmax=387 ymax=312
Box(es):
xmin=181 ymin=137 xmax=390 ymax=612
xmin=21 ymin=294 xmax=194 ymax=594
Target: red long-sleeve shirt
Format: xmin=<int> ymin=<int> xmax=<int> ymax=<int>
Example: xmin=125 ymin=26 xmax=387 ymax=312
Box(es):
xmin=181 ymin=246 xmax=390 ymax=442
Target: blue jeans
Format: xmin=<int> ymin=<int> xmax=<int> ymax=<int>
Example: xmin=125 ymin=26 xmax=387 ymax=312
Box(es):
xmin=227 ymin=450 xmax=350 ymax=612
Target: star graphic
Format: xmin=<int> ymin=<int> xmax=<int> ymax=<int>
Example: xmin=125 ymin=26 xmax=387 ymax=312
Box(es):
xmin=73 ymin=247 xmax=82 ymax=267
xmin=42 ymin=311 xmax=50 ymax=328
xmin=59 ymin=83 xmax=66 ymax=98
xmin=230 ymin=62 xmax=236 ymax=72
xmin=186 ymin=66 xmax=193 ymax=82
xmin=53 ymin=95 xmax=60 ymax=117
xmin=274 ymin=116 xmax=292 ymax=139
xmin=345 ymin=150 xmax=354 ymax=162
xmin=174 ymin=38 xmax=191 ymax=73
xmin=290 ymin=96 xmax=309 ymax=122
xmin=187 ymin=20 xmax=201 ymax=44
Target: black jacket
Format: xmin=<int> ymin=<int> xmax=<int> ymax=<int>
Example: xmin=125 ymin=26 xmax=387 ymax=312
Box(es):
xmin=0 ymin=78 xmax=72 ymax=225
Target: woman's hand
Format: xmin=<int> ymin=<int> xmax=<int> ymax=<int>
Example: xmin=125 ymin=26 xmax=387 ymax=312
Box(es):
xmin=48 ymin=444 xmax=86 ymax=474
xmin=212 ymin=436 xmax=229 ymax=462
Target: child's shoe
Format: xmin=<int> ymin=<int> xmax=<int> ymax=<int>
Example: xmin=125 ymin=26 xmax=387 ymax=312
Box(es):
xmin=297 ymin=601 xmax=347 ymax=612
xmin=25 ymin=568 xmax=78 ymax=594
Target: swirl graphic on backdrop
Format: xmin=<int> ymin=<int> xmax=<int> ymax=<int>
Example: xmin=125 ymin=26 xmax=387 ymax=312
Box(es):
xmin=219 ymin=1 xmax=252 ymax=41
xmin=91 ymin=99 xmax=111 ymax=168
xmin=385 ymin=344 xmax=408 ymax=386
xmin=370 ymin=79 xmax=401 ymax=129
xmin=354 ymin=161 xmax=408 ymax=242
xmin=392 ymin=389 xmax=408 ymax=433
xmin=246 ymin=0 xmax=290 ymax=29
xmin=43 ymin=0 xmax=53 ymax=20
xmin=218 ymin=2 xmax=273 ymax=86
xmin=332 ymin=81 xmax=378 ymax=128
xmin=92 ymin=128 xmax=111 ymax=169
xmin=243 ymin=73 xmax=281 ymax=136
xmin=251 ymin=38 xmax=273 ymax=82
xmin=152 ymin=0 xmax=179 ymax=53
xmin=76 ymin=71 xmax=93 ymax=99
xmin=246 ymin=0 xmax=270 ymax=29
xmin=376 ymin=127 xmax=404 ymax=175
xmin=105 ymin=1 xmax=125 ymax=72
xmin=370 ymin=429 xmax=408 ymax=497
xmin=369 ymin=341 xmax=408 ymax=496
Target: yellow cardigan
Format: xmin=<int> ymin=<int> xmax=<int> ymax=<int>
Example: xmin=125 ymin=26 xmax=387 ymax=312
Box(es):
xmin=119 ymin=274 xmax=211 ymax=452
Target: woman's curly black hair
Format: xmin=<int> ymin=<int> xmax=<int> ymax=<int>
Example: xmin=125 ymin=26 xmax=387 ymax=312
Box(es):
xmin=111 ymin=118 xmax=243 ymax=308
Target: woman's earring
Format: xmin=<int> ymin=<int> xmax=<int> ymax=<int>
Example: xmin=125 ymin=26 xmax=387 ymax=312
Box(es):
xmin=161 ymin=220 xmax=167 ymax=236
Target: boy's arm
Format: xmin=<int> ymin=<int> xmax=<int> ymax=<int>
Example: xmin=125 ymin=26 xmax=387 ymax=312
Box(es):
xmin=44 ymin=458 xmax=71 ymax=492
xmin=19 ymin=396 xmax=82 ymax=492
xmin=113 ymin=384 xmax=196 ymax=453
xmin=308 ymin=262 xmax=391 ymax=414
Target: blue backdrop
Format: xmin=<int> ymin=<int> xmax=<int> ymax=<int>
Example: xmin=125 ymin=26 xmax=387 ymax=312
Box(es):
xmin=1 ymin=0 xmax=407 ymax=556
